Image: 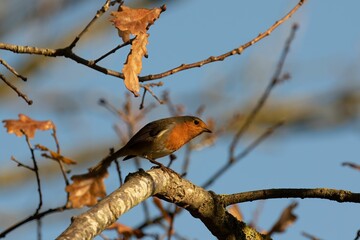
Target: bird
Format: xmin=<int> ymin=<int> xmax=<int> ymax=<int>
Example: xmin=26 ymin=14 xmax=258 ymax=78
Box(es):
xmin=90 ymin=116 xmax=211 ymax=173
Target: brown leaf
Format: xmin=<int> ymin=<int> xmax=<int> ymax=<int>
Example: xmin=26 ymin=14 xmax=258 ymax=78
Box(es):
xmin=2 ymin=114 xmax=55 ymax=139
xmin=111 ymin=5 xmax=163 ymax=42
xmin=107 ymin=222 xmax=144 ymax=239
xmin=122 ymin=32 xmax=148 ymax=96
xmin=153 ymin=197 xmax=171 ymax=224
xmin=267 ymin=202 xmax=298 ymax=236
xmin=65 ymin=171 xmax=108 ymax=208
xmin=36 ymin=144 xmax=76 ymax=165
xmin=342 ymin=162 xmax=360 ymax=171
xmin=228 ymin=204 xmax=243 ymax=222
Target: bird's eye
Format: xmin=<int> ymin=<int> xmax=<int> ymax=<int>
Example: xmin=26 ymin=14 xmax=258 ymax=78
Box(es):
xmin=194 ymin=119 xmax=200 ymax=125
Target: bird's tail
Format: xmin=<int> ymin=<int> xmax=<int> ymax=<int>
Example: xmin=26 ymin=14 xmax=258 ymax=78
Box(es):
xmin=89 ymin=149 xmax=124 ymax=174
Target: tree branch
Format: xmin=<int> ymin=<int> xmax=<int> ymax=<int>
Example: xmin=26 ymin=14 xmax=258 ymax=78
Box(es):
xmin=57 ymin=169 xmax=266 ymax=240
xmin=221 ymin=188 xmax=360 ymax=206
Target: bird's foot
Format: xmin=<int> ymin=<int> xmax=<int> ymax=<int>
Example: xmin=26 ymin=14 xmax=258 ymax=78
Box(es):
xmin=148 ymin=159 xmax=180 ymax=177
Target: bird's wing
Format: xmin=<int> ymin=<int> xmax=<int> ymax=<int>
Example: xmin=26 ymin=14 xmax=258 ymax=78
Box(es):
xmin=125 ymin=120 xmax=173 ymax=147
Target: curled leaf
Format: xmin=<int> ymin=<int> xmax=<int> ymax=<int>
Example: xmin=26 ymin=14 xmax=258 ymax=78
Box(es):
xmin=110 ymin=4 xmax=165 ymax=96
xmin=65 ymin=171 xmax=108 ymax=208
xmin=2 ymin=114 xmax=55 ymax=139
xmin=36 ymin=144 xmax=76 ymax=165
xmin=228 ymin=204 xmax=243 ymax=222
xmin=267 ymin=202 xmax=298 ymax=236
xmin=122 ymin=32 xmax=148 ymax=96
xmin=107 ymin=222 xmax=144 ymax=239
xmin=111 ymin=5 xmax=164 ymax=42
xmin=153 ymin=197 xmax=171 ymax=224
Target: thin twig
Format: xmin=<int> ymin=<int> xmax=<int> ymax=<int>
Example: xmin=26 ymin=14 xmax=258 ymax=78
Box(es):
xmin=302 ymin=231 xmax=322 ymax=240
xmin=167 ymin=205 xmax=178 ymax=240
xmin=23 ymin=133 xmax=43 ymax=214
xmin=68 ymin=0 xmax=123 ymax=49
xmin=0 ymin=73 xmax=33 ymax=105
xmin=221 ymin=188 xmax=360 ymax=206
xmin=0 ymin=58 xmax=27 ymax=81
xmin=139 ymin=87 xmax=147 ymax=110
xmin=138 ymin=0 xmax=306 ymax=82
xmin=0 ymin=205 xmax=67 ymax=239
xmin=229 ymin=24 xmax=298 ymax=160
xmin=37 ymin=219 xmax=42 ymax=240
xmin=11 ymin=156 xmax=34 ymax=171
xmin=354 ymin=229 xmax=360 ymax=240
xmin=181 ymin=145 xmax=191 ymax=176
xmin=0 ymin=0 xmax=305 ymax=87
xmin=114 ymin=159 xmax=123 ymax=186
xmin=140 ymin=82 xmax=164 ymax=109
xmin=94 ymin=38 xmax=134 ymax=64
xmin=51 ymin=128 xmax=70 ymax=186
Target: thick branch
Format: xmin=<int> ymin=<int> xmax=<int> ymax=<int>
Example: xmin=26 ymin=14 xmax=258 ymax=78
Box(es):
xmin=57 ymin=169 xmax=265 ymax=240
xmin=56 ymin=169 xmax=166 ymax=240
xmin=222 ymin=188 xmax=360 ymax=206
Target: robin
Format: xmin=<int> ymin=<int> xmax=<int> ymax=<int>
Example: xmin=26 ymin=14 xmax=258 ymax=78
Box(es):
xmin=90 ymin=116 xmax=211 ymax=172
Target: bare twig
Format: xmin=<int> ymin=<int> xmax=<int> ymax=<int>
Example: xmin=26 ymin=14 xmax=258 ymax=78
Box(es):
xmin=0 ymin=0 xmax=305 ymax=89
xmin=0 ymin=58 xmax=27 ymax=81
xmin=167 ymin=205 xmax=178 ymax=240
xmin=23 ymin=133 xmax=43 ymax=214
xmin=114 ymin=159 xmax=123 ymax=186
xmin=0 ymin=205 xmax=68 ymax=239
xmin=51 ymin=128 xmax=70 ymax=186
xmin=139 ymin=82 xmax=164 ymax=109
xmin=37 ymin=219 xmax=42 ymax=240
xmin=0 ymin=73 xmax=33 ymax=105
xmin=354 ymin=229 xmax=360 ymax=240
xmin=302 ymin=231 xmax=322 ymax=240
xmin=11 ymin=156 xmax=34 ymax=171
xmin=221 ymin=188 xmax=360 ymax=206
xmin=94 ymin=38 xmax=134 ymax=64
xmin=229 ymin=23 xmax=298 ymax=160
xmin=138 ymin=0 xmax=306 ymax=82
xmin=68 ymin=0 xmax=123 ymax=49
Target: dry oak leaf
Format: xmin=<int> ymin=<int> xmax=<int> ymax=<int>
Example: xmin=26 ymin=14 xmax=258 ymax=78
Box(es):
xmin=35 ymin=144 xmax=76 ymax=165
xmin=65 ymin=171 xmax=108 ymax=208
xmin=153 ymin=197 xmax=172 ymax=224
xmin=111 ymin=5 xmax=165 ymax=42
xmin=2 ymin=114 xmax=55 ymax=139
xmin=122 ymin=32 xmax=148 ymax=96
xmin=107 ymin=222 xmax=145 ymax=239
xmin=228 ymin=204 xmax=244 ymax=222
xmin=267 ymin=202 xmax=298 ymax=236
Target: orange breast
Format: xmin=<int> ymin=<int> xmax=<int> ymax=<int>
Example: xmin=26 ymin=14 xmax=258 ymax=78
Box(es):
xmin=164 ymin=123 xmax=190 ymax=152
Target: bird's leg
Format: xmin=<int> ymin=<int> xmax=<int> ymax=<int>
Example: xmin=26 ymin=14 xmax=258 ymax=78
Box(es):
xmin=167 ymin=154 xmax=177 ymax=168
xmin=147 ymin=158 xmax=180 ymax=177
xmin=148 ymin=158 xmax=166 ymax=168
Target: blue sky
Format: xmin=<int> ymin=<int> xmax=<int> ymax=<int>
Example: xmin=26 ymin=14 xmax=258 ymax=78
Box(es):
xmin=1 ymin=0 xmax=360 ymax=239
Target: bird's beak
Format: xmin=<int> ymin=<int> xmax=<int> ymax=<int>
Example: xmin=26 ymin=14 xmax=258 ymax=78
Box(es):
xmin=203 ymin=127 xmax=212 ymax=133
